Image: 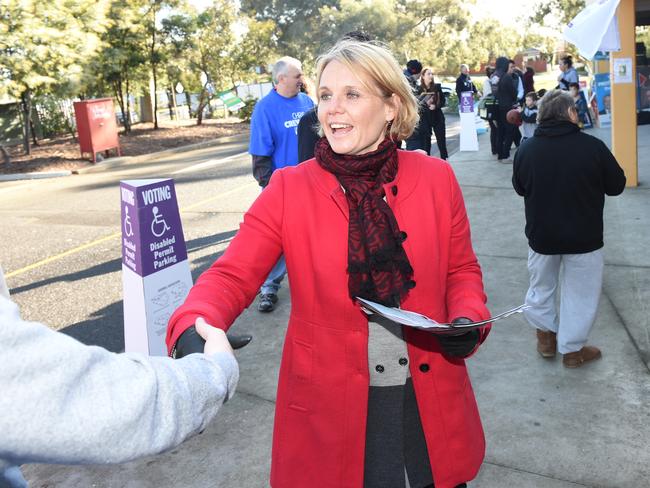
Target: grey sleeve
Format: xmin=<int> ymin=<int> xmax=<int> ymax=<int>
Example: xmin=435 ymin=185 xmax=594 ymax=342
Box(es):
xmin=0 ymin=297 xmax=238 ymax=466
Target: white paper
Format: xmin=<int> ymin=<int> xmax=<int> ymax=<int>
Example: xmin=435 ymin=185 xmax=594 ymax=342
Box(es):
xmin=563 ymin=0 xmax=621 ymax=60
xmin=356 ymin=297 xmax=529 ymax=334
xmin=613 ymin=58 xmax=633 ymax=84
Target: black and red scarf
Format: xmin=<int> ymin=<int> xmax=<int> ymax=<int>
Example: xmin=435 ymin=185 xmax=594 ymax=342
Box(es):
xmin=315 ymin=137 xmax=414 ymax=307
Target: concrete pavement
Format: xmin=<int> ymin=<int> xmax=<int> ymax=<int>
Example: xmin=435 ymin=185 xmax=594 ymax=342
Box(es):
xmin=19 ymin=125 xmax=650 ymax=487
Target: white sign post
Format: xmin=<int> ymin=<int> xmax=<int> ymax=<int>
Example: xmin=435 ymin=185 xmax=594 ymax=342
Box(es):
xmin=120 ymin=178 xmax=193 ymax=356
xmin=459 ymin=91 xmax=479 ymax=152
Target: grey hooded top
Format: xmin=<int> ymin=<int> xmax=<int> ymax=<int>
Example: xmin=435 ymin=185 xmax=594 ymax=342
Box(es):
xmin=0 ymin=294 xmax=238 ymax=487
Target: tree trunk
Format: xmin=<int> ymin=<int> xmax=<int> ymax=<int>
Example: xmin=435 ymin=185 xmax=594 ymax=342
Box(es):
xmin=30 ymin=117 xmax=38 ymax=146
xmin=21 ymin=90 xmax=32 ymax=155
xmin=113 ymin=77 xmax=130 ymax=134
xmin=185 ymin=91 xmax=192 ymax=117
xmin=196 ymin=89 xmax=208 ymax=126
xmin=152 ymin=67 xmax=159 ymax=129
xmin=0 ymin=145 xmax=10 ymax=165
xmin=168 ymin=87 xmax=175 ymax=120
xmin=125 ymin=76 xmax=132 ymax=130
xmin=151 ymin=5 xmax=159 ymax=130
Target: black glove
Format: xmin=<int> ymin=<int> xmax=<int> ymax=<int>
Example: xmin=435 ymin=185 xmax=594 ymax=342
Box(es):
xmin=172 ymin=326 xmax=253 ymax=359
xmin=172 ymin=325 xmax=204 ymax=358
xmin=437 ymin=317 xmax=481 ymax=358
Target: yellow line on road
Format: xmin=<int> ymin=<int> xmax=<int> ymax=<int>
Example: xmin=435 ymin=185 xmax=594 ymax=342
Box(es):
xmin=5 ymin=233 xmax=121 ymax=279
xmin=5 ymin=181 xmax=257 ymax=280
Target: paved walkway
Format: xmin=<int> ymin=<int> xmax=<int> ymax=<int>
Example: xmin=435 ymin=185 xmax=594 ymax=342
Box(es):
xmin=22 ymin=126 xmax=650 ymax=487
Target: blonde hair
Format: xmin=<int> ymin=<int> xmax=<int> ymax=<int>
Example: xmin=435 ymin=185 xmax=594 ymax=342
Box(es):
xmin=315 ymin=40 xmax=419 ymax=141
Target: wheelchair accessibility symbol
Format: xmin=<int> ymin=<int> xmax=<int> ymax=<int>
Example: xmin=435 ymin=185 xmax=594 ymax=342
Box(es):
xmin=151 ymin=206 xmax=171 ymax=238
xmin=123 ymin=206 xmax=134 ymax=237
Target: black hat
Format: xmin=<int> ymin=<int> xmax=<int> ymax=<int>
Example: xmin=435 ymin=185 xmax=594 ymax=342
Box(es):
xmin=406 ymin=59 xmax=423 ymax=75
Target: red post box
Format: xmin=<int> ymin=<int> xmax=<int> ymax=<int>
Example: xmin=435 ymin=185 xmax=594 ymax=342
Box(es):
xmin=73 ymin=98 xmax=121 ymax=162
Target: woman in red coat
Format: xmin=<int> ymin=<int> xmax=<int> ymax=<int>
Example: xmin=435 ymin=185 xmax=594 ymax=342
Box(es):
xmin=167 ymin=40 xmax=491 ymax=488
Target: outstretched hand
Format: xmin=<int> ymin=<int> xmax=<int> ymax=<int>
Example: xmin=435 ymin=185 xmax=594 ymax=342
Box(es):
xmin=195 ymin=317 xmax=234 ymax=357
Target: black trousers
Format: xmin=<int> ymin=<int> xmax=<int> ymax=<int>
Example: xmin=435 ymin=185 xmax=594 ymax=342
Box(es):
xmin=496 ymin=108 xmax=515 ymax=159
xmin=488 ymin=119 xmax=498 ymax=155
xmin=431 ymin=111 xmax=448 ymax=160
xmin=406 ymin=113 xmax=447 ymax=160
xmin=512 ymin=125 xmax=521 ymax=147
xmin=406 ymin=122 xmax=430 ymax=153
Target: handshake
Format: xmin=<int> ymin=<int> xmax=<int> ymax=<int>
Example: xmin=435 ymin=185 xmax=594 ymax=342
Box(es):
xmin=173 ymin=317 xmax=252 ymax=359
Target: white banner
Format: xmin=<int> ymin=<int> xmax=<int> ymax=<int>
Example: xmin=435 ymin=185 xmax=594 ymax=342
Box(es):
xmin=563 ymin=0 xmax=621 ymax=60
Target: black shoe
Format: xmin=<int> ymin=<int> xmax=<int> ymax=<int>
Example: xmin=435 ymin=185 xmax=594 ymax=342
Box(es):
xmin=258 ymin=293 xmax=278 ymax=312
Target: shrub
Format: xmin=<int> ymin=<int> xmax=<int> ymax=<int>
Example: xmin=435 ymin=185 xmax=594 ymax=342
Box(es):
xmin=35 ymin=96 xmax=72 ymax=138
xmin=238 ymin=97 xmax=257 ymax=123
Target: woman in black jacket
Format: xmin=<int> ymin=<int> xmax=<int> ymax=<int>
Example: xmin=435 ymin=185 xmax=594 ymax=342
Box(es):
xmin=494 ymin=56 xmax=518 ymax=161
xmin=416 ymin=68 xmax=448 ymax=159
xmin=404 ymin=65 xmax=448 ymax=157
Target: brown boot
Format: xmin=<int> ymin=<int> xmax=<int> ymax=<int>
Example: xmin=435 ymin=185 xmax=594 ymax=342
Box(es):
xmin=536 ymin=329 xmax=557 ymax=358
xmin=563 ymin=346 xmax=602 ymax=368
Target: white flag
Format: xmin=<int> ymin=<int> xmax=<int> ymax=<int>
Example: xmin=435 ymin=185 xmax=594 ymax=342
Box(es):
xmin=563 ymin=0 xmax=621 ymax=59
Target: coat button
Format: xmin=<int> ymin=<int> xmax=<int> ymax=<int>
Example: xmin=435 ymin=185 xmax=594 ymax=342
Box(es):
xmin=391 ymin=185 xmax=398 ymax=196
xmin=399 ymin=357 xmax=408 ymax=366
xmin=375 ymin=364 xmax=385 ymax=373
xmin=407 ymin=280 xmax=416 ymax=289
xmin=419 ymin=363 xmax=430 ymax=373
xmin=400 ymin=231 xmax=407 ymax=242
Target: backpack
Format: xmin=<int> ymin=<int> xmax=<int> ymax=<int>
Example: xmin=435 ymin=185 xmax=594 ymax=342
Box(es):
xmin=478 ymin=94 xmax=498 ymax=121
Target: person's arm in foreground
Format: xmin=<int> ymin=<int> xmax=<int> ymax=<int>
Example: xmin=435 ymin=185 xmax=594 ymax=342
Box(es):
xmin=166 ymin=169 xmax=285 ymax=352
xmin=438 ymin=165 xmax=491 ymax=358
xmin=0 ymin=297 xmax=238 ymax=467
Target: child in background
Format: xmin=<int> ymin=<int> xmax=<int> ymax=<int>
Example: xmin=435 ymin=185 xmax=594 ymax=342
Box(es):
xmin=519 ymin=91 xmax=538 ymax=142
xmin=569 ymin=82 xmax=589 ymax=128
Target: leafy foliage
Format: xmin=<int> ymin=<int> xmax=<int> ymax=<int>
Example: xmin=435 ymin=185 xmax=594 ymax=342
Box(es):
xmin=530 ymin=0 xmax=586 ymax=30
xmin=0 ymin=0 xmax=110 ymax=151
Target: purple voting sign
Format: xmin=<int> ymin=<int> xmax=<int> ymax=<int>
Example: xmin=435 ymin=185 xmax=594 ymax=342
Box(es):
xmin=460 ymin=91 xmax=474 ymax=113
xmin=120 ymin=179 xmax=188 ymax=278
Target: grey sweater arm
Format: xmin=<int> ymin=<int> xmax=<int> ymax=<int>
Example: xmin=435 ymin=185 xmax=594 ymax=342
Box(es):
xmin=0 ymin=297 xmax=238 ymax=467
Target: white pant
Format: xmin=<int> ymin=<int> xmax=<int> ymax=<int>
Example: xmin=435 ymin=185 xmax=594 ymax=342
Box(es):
xmin=524 ymin=248 xmax=604 ymax=354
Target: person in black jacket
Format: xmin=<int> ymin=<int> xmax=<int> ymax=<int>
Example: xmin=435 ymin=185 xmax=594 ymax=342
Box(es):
xmin=297 ymin=106 xmax=319 ymax=162
xmin=494 ymin=56 xmax=518 ymax=161
xmin=512 ymin=89 xmax=626 ymax=368
xmin=455 ymin=64 xmax=477 ymax=100
xmin=413 ymin=67 xmax=448 ymax=158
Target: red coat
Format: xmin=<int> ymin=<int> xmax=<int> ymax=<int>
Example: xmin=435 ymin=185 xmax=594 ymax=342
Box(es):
xmin=166 ymin=150 xmax=491 ymax=488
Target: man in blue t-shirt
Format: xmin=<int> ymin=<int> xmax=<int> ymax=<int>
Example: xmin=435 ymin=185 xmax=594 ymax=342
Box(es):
xmin=249 ymin=56 xmax=314 ymax=312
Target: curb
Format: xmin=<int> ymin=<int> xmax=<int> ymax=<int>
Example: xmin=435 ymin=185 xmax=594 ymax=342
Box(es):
xmin=0 ymin=170 xmax=72 ymax=182
xmin=0 ymin=131 xmax=250 ymax=181
xmin=73 ymin=133 xmax=249 ymax=175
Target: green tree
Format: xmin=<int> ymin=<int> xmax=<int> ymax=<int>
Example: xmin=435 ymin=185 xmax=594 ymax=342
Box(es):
xmin=89 ymin=0 xmax=149 ymax=133
xmin=317 ymin=0 xmax=412 ymax=55
xmin=530 ymin=0 xmax=586 ymax=30
xmin=160 ymin=1 xmax=236 ymax=124
xmin=0 ymin=0 xmax=109 ymax=153
xmin=230 ymin=18 xmax=278 ymax=83
xmin=161 ymin=10 xmax=198 ymax=117
xmin=241 ymin=0 xmax=338 ymax=59
xmin=145 ymin=0 xmax=181 ymax=129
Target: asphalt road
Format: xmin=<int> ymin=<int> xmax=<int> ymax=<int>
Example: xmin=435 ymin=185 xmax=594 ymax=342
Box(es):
xmin=1 ymin=134 xmax=257 ymax=351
